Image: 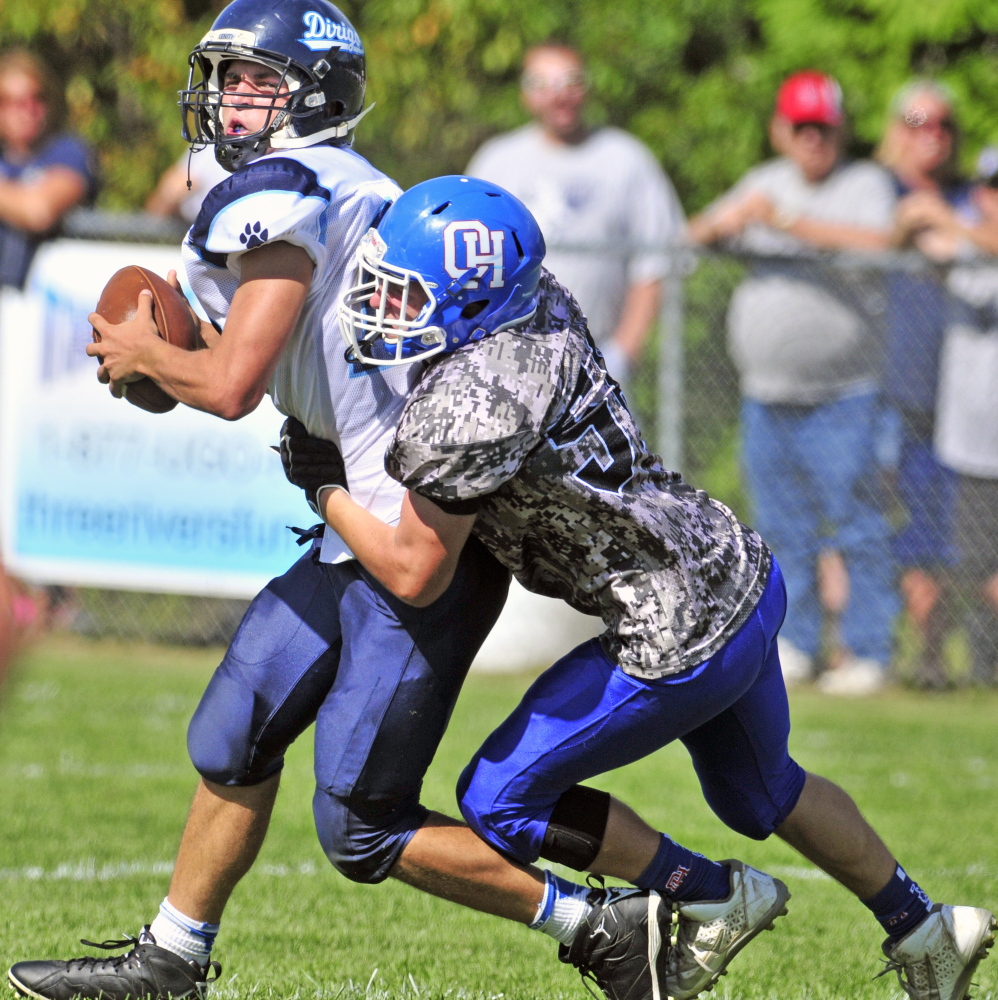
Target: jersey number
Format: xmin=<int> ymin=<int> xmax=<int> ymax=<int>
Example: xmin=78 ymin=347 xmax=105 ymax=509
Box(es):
xmin=550 ymin=399 xmax=635 ymax=495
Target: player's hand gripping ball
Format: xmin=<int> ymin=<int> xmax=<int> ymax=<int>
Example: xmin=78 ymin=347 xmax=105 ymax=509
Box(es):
xmin=90 ymin=266 xmax=203 ymax=413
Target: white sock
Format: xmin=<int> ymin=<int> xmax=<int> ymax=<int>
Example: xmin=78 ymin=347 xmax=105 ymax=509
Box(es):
xmin=529 ymin=870 xmax=593 ymax=945
xmin=148 ymin=898 xmax=219 ymax=965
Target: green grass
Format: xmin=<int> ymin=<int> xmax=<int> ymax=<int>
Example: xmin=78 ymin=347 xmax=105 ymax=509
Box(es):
xmin=2 ymin=637 xmax=998 ymax=1000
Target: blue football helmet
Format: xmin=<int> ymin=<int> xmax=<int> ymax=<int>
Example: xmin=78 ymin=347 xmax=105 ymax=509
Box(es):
xmin=339 ymin=176 xmax=546 ymax=366
xmin=180 ymin=0 xmax=369 ymax=171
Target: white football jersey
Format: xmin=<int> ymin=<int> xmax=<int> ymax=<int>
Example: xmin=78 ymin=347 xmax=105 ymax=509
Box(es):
xmin=182 ymin=145 xmax=416 ymax=562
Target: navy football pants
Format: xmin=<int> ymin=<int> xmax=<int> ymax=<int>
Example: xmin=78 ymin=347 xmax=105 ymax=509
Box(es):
xmin=187 ymin=536 xmax=509 ymax=883
xmin=457 ymin=561 xmax=806 ymax=864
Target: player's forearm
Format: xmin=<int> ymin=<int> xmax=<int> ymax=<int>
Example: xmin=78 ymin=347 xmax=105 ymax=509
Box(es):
xmin=319 ymin=490 xmax=415 ymax=599
xmin=320 ymin=489 xmax=460 ymax=607
xmin=153 ymin=246 xmax=310 ymax=417
xmin=132 ymin=337 xmax=269 ymax=420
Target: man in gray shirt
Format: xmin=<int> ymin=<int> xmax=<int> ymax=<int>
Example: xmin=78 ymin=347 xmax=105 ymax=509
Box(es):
xmin=466 ymin=41 xmax=685 ymax=396
xmin=689 ymin=71 xmax=898 ymax=695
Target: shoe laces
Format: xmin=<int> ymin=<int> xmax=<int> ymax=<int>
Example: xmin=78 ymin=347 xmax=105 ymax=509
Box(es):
xmin=66 ymin=934 xmax=221 ymax=983
xmin=562 ymin=949 xmax=608 ymax=1000
xmin=575 ymin=969 xmax=606 ymax=1000
xmin=561 ymin=881 xmax=613 ymax=1000
xmin=66 ymin=935 xmax=144 ymax=975
xmin=563 ymin=884 xmax=673 ymax=1000
xmin=873 ymin=959 xmax=913 ymax=998
xmin=873 ymin=956 xmax=978 ymax=1000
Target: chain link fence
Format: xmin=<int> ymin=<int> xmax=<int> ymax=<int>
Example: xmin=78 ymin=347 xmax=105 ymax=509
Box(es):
xmin=21 ymin=227 xmax=998 ymax=685
xmin=62 ymin=589 xmax=251 ymax=645
xmin=628 ymin=246 xmax=998 ymax=688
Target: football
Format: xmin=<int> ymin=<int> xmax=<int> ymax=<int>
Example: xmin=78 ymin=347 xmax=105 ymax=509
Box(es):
xmin=92 ymin=266 xmax=203 ymax=414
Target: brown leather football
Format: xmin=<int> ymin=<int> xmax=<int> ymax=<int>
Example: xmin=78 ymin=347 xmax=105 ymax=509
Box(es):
xmin=92 ymin=266 xmax=204 ymax=414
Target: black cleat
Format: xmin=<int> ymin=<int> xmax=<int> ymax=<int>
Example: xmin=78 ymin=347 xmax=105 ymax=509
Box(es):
xmin=560 ymin=887 xmax=672 ymax=1000
xmin=8 ymin=929 xmax=220 ymax=1000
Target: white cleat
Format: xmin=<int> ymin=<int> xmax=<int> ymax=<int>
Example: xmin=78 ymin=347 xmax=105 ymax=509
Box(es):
xmin=878 ymin=904 xmax=996 ymax=1000
xmin=666 ymin=860 xmax=790 ymax=1000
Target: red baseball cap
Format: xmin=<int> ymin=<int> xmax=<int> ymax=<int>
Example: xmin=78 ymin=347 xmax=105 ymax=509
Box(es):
xmin=776 ymin=71 xmax=844 ymax=126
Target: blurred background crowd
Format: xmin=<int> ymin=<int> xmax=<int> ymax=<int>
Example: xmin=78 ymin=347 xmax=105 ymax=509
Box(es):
xmin=1 ymin=0 xmax=998 ymax=694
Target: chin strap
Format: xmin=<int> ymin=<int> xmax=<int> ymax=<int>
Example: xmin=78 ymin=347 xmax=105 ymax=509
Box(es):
xmin=269 ymin=103 xmax=375 ymax=149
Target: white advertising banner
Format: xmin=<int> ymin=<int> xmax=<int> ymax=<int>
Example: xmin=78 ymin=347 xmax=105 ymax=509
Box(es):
xmin=0 ymin=239 xmax=314 ymax=598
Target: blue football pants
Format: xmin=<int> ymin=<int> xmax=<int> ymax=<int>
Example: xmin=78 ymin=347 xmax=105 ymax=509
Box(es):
xmin=457 ymin=561 xmax=806 ymax=864
xmin=187 ymin=536 xmax=509 ymax=883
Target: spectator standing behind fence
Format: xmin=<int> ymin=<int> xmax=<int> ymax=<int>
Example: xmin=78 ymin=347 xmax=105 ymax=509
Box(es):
xmin=688 ymin=70 xmax=898 ymax=696
xmin=924 ymin=150 xmax=998 ymax=686
xmin=877 ymin=81 xmax=968 ymax=688
xmin=465 ymin=41 xmax=685 ymax=397
xmin=0 ymin=49 xmax=97 ymax=289
xmin=145 ymin=144 xmax=230 ymax=225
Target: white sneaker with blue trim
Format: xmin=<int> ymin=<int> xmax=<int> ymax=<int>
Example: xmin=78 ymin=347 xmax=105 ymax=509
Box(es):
xmin=666 ymin=860 xmax=790 ymax=999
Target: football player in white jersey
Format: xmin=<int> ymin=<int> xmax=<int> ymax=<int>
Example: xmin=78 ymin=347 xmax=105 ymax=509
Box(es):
xmin=6 ymin=4 xmax=528 ymax=999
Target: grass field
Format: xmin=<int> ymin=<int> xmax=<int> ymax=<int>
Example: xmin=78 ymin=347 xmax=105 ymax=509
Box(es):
xmin=2 ymin=637 xmax=998 ymax=1000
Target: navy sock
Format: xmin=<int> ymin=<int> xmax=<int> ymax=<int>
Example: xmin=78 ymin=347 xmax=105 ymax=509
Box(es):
xmin=861 ymin=864 xmax=933 ymax=940
xmin=634 ymin=833 xmax=731 ymax=903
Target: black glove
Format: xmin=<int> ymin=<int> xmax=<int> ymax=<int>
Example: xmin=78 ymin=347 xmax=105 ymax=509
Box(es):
xmin=277 ymin=416 xmax=348 ymax=513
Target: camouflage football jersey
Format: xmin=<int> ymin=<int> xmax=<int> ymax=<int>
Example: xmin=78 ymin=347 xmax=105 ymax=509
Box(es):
xmin=385 ymin=272 xmax=772 ymax=679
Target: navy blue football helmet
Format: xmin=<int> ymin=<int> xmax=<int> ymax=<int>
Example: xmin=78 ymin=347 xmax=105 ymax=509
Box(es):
xmin=180 ymin=0 xmax=369 ymax=171
xmin=339 ymin=176 xmax=546 ymax=366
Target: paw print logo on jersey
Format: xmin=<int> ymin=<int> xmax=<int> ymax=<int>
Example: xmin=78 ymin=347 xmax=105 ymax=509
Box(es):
xmin=239 ymin=221 xmax=269 ymax=250
xmin=443 ymin=220 xmax=505 ymax=290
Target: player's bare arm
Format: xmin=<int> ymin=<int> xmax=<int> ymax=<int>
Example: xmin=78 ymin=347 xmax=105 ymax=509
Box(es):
xmin=320 ymin=487 xmax=474 ymax=607
xmin=86 ymin=240 xmax=313 ymax=420
xmin=311 ymin=269 xmax=474 ymax=604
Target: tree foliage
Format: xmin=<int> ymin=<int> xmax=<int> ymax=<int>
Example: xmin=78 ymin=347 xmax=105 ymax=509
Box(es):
xmin=3 ymin=0 xmax=998 ymax=212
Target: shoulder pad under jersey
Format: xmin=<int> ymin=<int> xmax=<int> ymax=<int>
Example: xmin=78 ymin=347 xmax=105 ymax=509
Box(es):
xmin=188 ymin=156 xmax=331 ymax=267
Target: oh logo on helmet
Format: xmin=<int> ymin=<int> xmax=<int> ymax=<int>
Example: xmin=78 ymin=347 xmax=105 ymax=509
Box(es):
xmin=443 ymin=220 xmax=506 ymax=290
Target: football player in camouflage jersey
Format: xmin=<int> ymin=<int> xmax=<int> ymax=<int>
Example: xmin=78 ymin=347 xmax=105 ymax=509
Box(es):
xmin=8 ymin=13 xmax=708 ymax=1000
xmin=299 ymin=175 xmax=991 ymax=1000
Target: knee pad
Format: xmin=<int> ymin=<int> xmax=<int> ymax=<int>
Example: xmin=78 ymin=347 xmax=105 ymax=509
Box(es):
xmin=313 ymin=786 xmax=427 ymax=884
xmin=539 ymin=785 xmax=611 ymax=870
xmin=187 ymin=673 xmax=282 ymax=786
xmin=458 ymin=763 xmax=610 ymax=869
